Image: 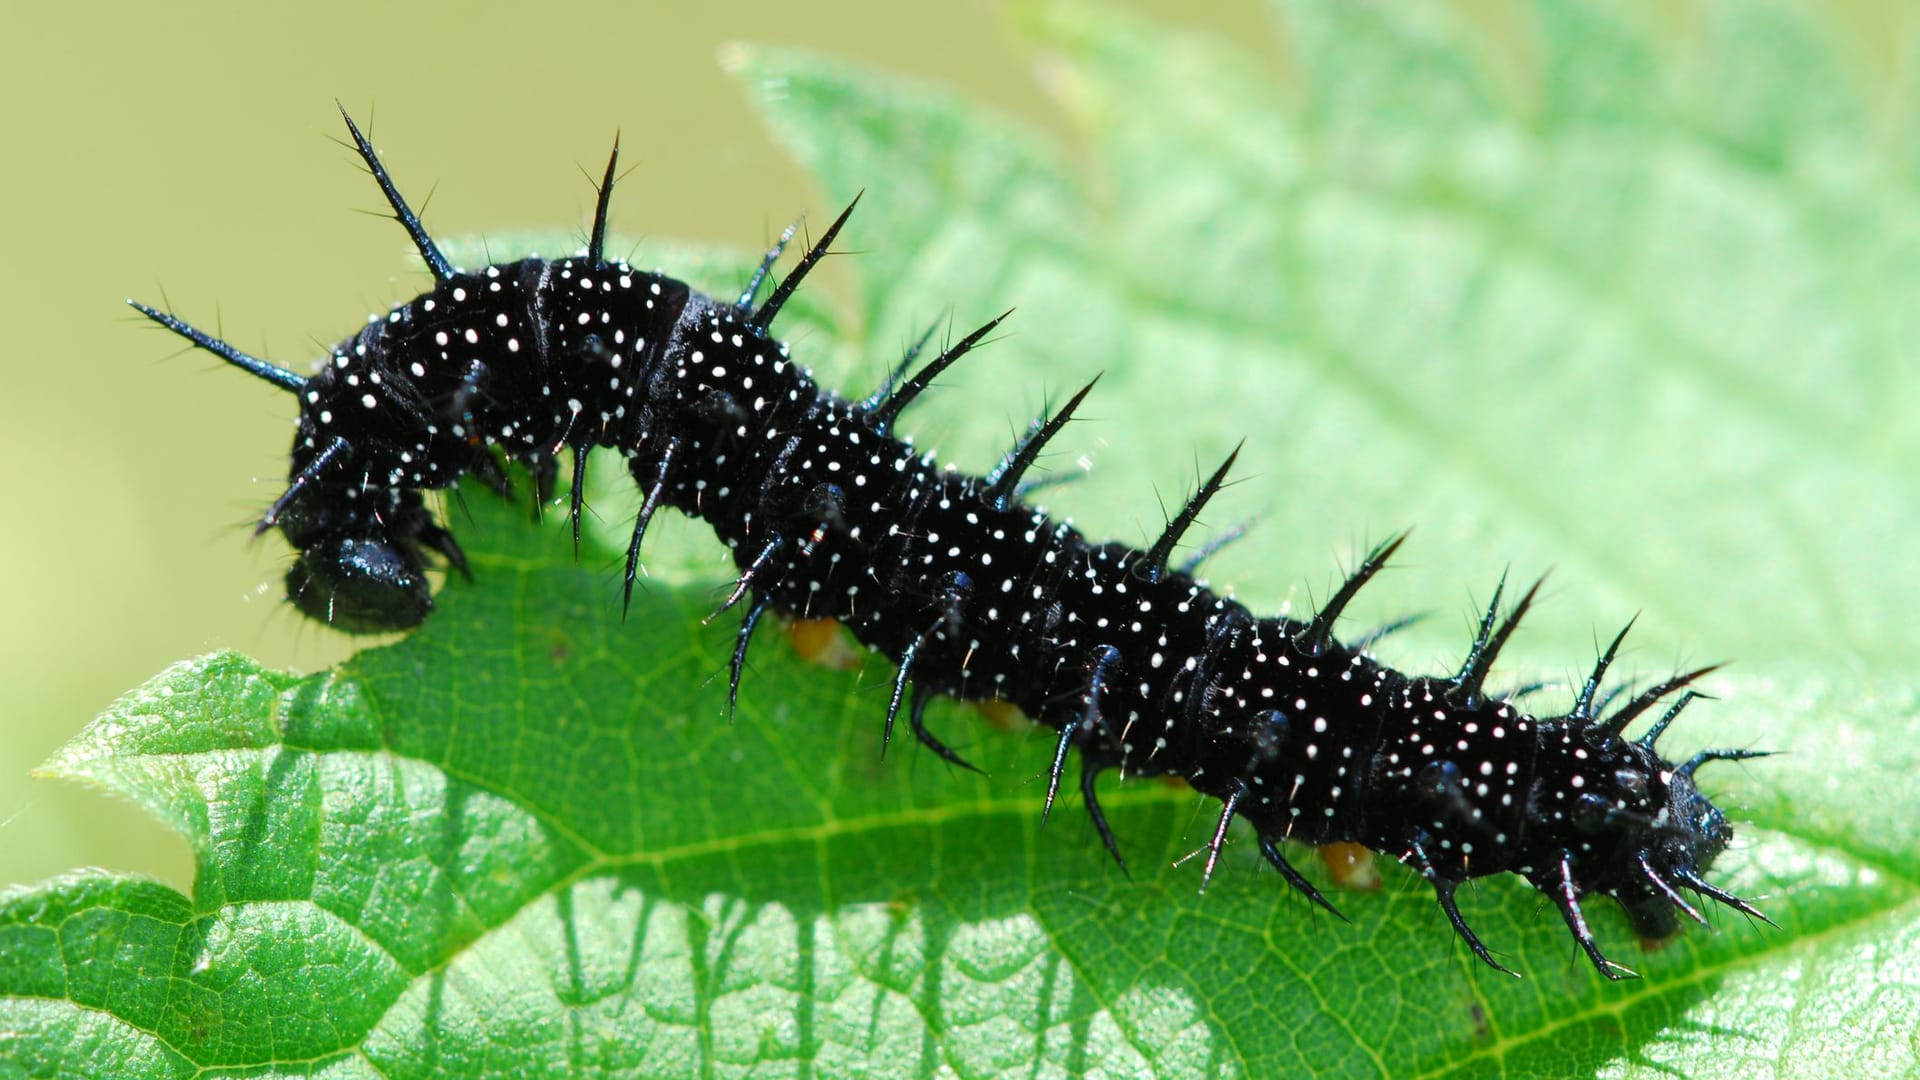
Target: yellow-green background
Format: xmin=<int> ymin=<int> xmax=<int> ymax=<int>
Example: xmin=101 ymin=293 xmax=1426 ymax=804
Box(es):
xmin=4 ymin=0 xmax=1911 ymax=898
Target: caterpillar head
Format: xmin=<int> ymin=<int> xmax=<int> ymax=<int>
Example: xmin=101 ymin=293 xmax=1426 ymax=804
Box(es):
xmin=1612 ymin=759 xmax=1735 ymax=938
xmin=1616 ymin=739 xmax=1771 ymax=946
xmin=284 ymin=530 xmax=432 ymax=632
xmin=1543 ymin=693 xmax=1766 ymax=948
xmin=275 ymin=487 xmax=461 ymax=633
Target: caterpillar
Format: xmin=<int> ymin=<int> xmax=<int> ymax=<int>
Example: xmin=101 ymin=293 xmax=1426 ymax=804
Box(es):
xmin=133 ymin=108 xmax=1767 ymax=980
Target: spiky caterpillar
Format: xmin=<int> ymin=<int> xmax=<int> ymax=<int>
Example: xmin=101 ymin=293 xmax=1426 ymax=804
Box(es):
xmin=132 ymin=108 xmax=1767 ymax=980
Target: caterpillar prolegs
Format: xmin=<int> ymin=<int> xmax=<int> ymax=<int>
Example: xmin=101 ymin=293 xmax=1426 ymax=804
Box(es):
xmin=132 ymin=108 xmax=1767 ymax=980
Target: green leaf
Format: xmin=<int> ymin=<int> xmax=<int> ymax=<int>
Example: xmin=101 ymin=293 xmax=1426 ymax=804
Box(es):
xmin=8 ymin=1 xmax=1919 ymax=1076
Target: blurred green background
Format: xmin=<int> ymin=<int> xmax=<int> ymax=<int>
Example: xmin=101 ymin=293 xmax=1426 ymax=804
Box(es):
xmin=5 ymin=0 xmax=1912 ymax=899
xmin=0 ymin=0 xmax=1271 ymax=897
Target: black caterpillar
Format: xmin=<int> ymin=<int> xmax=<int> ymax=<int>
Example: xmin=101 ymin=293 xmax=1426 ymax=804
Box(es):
xmin=134 ymin=109 xmax=1768 ymax=979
